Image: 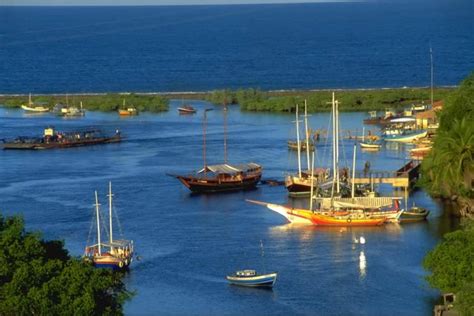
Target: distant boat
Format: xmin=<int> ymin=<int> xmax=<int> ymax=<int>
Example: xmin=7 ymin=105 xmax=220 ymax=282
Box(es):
xmin=2 ymin=127 xmax=121 ymax=150
xmin=118 ymin=99 xmax=138 ymax=116
xmin=21 ymin=93 xmax=49 ymax=112
xmin=360 ymin=139 xmax=382 ymax=150
xmin=83 ymin=182 xmax=134 ymax=270
xmin=171 ymin=106 xmax=262 ymax=193
xmin=226 ymin=241 xmax=277 ymax=288
xmin=178 ymin=105 xmax=197 ymax=114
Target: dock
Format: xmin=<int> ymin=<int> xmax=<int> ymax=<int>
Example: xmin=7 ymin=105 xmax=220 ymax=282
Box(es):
xmin=352 ymin=160 xmax=421 ymax=189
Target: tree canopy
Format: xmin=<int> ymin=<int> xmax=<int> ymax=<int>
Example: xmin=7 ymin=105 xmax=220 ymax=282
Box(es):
xmin=424 ymin=221 xmax=474 ymax=316
xmin=0 ymin=214 xmax=132 ymax=315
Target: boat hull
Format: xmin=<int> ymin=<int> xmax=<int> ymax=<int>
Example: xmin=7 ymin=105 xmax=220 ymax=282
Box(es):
xmin=176 ymin=174 xmax=262 ymax=193
xmin=400 ymin=208 xmax=430 ymax=223
xmin=3 ymin=136 xmax=121 ymax=150
xmin=226 ymin=273 xmax=277 ymax=288
xmin=384 ymin=131 xmax=427 ymax=143
xmin=21 ymin=105 xmax=49 ymax=112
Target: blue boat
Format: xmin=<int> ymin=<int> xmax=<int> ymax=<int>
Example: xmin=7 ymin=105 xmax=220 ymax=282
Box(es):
xmin=383 ymin=129 xmax=427 ymax=143
xmin=226 ymin=270 xmax=278 ymax=288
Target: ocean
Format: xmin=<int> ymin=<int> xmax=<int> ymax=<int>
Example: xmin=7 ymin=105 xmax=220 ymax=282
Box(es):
xmin=1 ymin=1 xmax=473 ymax=94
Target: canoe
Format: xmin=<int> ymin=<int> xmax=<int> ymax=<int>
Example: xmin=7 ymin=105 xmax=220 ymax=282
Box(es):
xmin=226 ymin=270 xmax=277 ymax=288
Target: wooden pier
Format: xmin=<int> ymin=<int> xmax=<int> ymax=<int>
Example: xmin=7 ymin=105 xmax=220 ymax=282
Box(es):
xmin=352 ymin=160 xmax=421 ymax=189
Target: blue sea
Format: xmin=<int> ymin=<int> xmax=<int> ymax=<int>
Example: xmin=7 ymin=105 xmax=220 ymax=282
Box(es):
xmin=0 ymin=1 xmax=473 ymax=94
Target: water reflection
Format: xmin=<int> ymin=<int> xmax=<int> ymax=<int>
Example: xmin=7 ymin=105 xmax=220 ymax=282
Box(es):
xmin=359 ymin=251 xmax=367 ymax=279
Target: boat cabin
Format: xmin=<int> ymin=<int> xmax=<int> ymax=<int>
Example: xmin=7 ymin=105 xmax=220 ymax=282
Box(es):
xmin=236 ymin=270 xmax=256 ymax=277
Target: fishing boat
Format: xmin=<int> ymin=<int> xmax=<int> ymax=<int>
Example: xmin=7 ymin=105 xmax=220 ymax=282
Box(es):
xmin=21 ymin=93 xmax=49 ymax=112
xmin=2 ymin=127 xmax=121 ymax=150
xmin=226 ymin=241 xmax=277 ymax=288
xmin=118 ymin=99 xmax=138 ymax=116
xmin=400 ymin=206 xmax=430 ymax=223
xmin=171 ymin=106 xmax=262 ymax=193
xmin=83 ymin=183 xmax=134 ymax=270
xmin=178 ymin=105 xmax=197 ymax=114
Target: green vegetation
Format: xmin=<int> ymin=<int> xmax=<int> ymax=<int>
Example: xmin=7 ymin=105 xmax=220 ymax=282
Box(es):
xmin=420 ymin=73 xmax=474 ymax=215
xmin=0 ymin=93 xmax=169 ymax=113
xmin=424 ymin=221 xmax=474 ymax=316
xmin=205 ymin=87 xmax=455 ymax=112
xmin=0 ymin=213 xmax=132 ymax=315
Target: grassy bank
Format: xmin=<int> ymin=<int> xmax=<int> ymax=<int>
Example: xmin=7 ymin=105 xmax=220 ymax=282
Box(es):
xmin=0 ymin=93 xmax=169 ymax=113
xmin=205 ymin=87 xmax=455 ymax=112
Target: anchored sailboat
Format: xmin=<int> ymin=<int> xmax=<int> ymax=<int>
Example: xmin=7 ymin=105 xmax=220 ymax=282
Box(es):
xmin=83 ymin=182 xmax=134 ymax=270
xmin=171 ymin=104 xmax=262 ymax=193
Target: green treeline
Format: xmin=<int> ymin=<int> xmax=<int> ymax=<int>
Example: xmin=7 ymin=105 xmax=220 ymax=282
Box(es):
xmin=420 ymin=73 xmax=474 ymax=212
xmin=0 ymin=93 xmax=169 ymax=113
xmin=0 ymin=213 xmax=132 ymax=315
xmin=205 ymin=87 xmax=455 ymax=112
xmin=422 ymin=72 xmax=474 ymax=315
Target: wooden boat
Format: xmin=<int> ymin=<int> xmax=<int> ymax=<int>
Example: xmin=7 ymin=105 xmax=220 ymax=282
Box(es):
xmin=227 ymin=270 xmax=277 ymax=288
xmin=400 ymin=206 xmax=430 ymax=223
xmin=21 ymin=93 xmax=49 ymax=112
xmin=178 ymin=105 xmax=197 ymax=114
xmin=174 ymin=163 xmax=262 ymax=193
xmin=172 ymin=107 xmax=262 ymax=193
xmin=287 ymin=140 xmax=314 ymax=151
xmin=2 ymin=127 xmax=121 ymax=150
xmin=83 ymin=183 xmax=134 ymax=270
xmin=227 ymin=241 xmax=277 ymax=288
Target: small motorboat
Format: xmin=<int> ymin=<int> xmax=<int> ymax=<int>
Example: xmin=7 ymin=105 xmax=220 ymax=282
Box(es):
xmin=118 ymin=107 xmax=138 ymax=116
xmin=178 ymin=105 xmax=197 ymax=114
xmin=360 ymin=140 xmax=382 ymax=150
xmin=400 ymin=206 xmax=430 ymax=223
xmin=226 ymin=270 xmax=277 ymax=288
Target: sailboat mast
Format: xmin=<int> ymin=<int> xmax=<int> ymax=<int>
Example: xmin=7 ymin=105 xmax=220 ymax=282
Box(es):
xmin=351 ymin=144 xmax=357 ymax=200
xmin=430 ymin=44 xmax=434 ymax=107
xmin=108 ymin=182 xmax=113 ymax=244
xmin=28 ymin=93 xmax=32 ymax=106
xmin=331 ymin=93 xmax=336 ymax=197
xmin=335 ymin=99 xmax=340 ymax=194
xmin=203 ymin=110 xmax=208 ymax=172
xmin=304 ymin=100 xmax=311 ymax=171
xmin=296 ymin=104 xmax=302 ymax=177
xmin=310 ymin=151 xmax=315 ymax=211
xmin=223 ymin=97 xmax=228 ymax=164
xmin=260 ymin=240 xmax=266 ymax=274
xmin=95 ymin=191 xmax=102 ymax=256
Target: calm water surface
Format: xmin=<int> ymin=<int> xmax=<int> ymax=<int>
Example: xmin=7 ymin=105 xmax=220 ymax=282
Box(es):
xmin=1 ymin=1 xmax=473 ymax=93
xmin=0 ymin=103 xmax=459 ymax=315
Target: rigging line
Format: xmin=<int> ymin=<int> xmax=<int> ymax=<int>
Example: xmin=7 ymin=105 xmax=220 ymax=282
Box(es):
xmin=100 ymin=207 xmax=110 ymax=243
xmin=114 ymin=205 xmax=125 ymax=239
xmin=85 ymin=207 xmax=95 ymax=250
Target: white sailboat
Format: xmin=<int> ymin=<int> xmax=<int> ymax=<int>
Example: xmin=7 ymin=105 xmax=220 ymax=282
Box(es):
xmin=83 ymin=182 xmax=134 ymax=270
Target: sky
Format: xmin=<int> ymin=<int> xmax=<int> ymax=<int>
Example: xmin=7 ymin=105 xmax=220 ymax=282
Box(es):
xmin=1 ymin=0 xmax=356 ymax=6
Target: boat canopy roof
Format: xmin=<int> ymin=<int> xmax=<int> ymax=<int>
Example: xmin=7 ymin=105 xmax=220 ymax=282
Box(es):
xmin=198 ymin=163 xmax=261 ymax=174
xmin=316 ymin=197 xmax=401 ymax=209
xmin=390 ymin=117 xmax=416 ymax=123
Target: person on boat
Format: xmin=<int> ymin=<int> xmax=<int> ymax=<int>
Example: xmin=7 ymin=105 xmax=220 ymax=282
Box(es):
xmin=364 ymin=161 xmax=371 ymax=176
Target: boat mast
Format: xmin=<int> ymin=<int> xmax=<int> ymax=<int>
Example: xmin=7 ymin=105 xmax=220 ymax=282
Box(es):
xmin=223 ymin=97 xmax=228 ymax=164
xmin=260 ymin=240 xmax=266 ymax=274
xmin=309 ymin=151 xmax=315 ymax=211
xmin=203 ymin=109 xmax=208 ymax=173
xmin=430 ymin=44 xmax=434 ymax=107
xmin=95 ymin=191 xmax=102 ymax=256
xmin=108 ymin=182 xmax=113 ymax=245
xmin=295 ymin=104 xmax=302 ymax=177
xmin=28 ymin=93 xmax=32 ymax=106
xmin=304 ymin=99 xmax=311 ymax=171
xmin=335 ymin=98 xmax=340 ymax=194
xmin=351 ymin=144 xmax=357 ymax=200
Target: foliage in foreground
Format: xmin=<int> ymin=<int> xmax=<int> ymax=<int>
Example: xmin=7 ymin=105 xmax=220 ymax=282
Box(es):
xmin=0 ymin=93 xmax=169 ymax=113
xmin=205 ymin=87 xmax=454 ymax=112
xmin=423 ymin=220 xmax=474 ymax=316
xmin=0 ymin=214 xmax=132 ymax=315
xmin=420 ymin=73 xmax=474 ymax=201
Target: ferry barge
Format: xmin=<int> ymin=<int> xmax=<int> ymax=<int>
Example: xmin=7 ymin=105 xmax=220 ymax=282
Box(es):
xmin=2 ymin=127 xmax=122 ymax=150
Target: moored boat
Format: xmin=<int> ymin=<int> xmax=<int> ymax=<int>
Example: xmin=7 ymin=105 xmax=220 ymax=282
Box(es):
xmin=383 ymin=129 xmax=427 ymax=143
xmin=226 ymin=270 xmax=277 ymax=288
xmin=178 ymin=105 xmax=197 ymax=114
xmin=118 ymin=107 xmax=138 ymax=116
xmin=83 ymin=183 xmax=134 ymax=270
xmin=360 ymin=140 xmax=382 ymax=150
xmin=400 ymin=206 xmax=430 ymax=223
xmin=21 ymin=94 xmax=49 ymax=112
xmin=2 ymin=127 xmax=121 ymax=150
